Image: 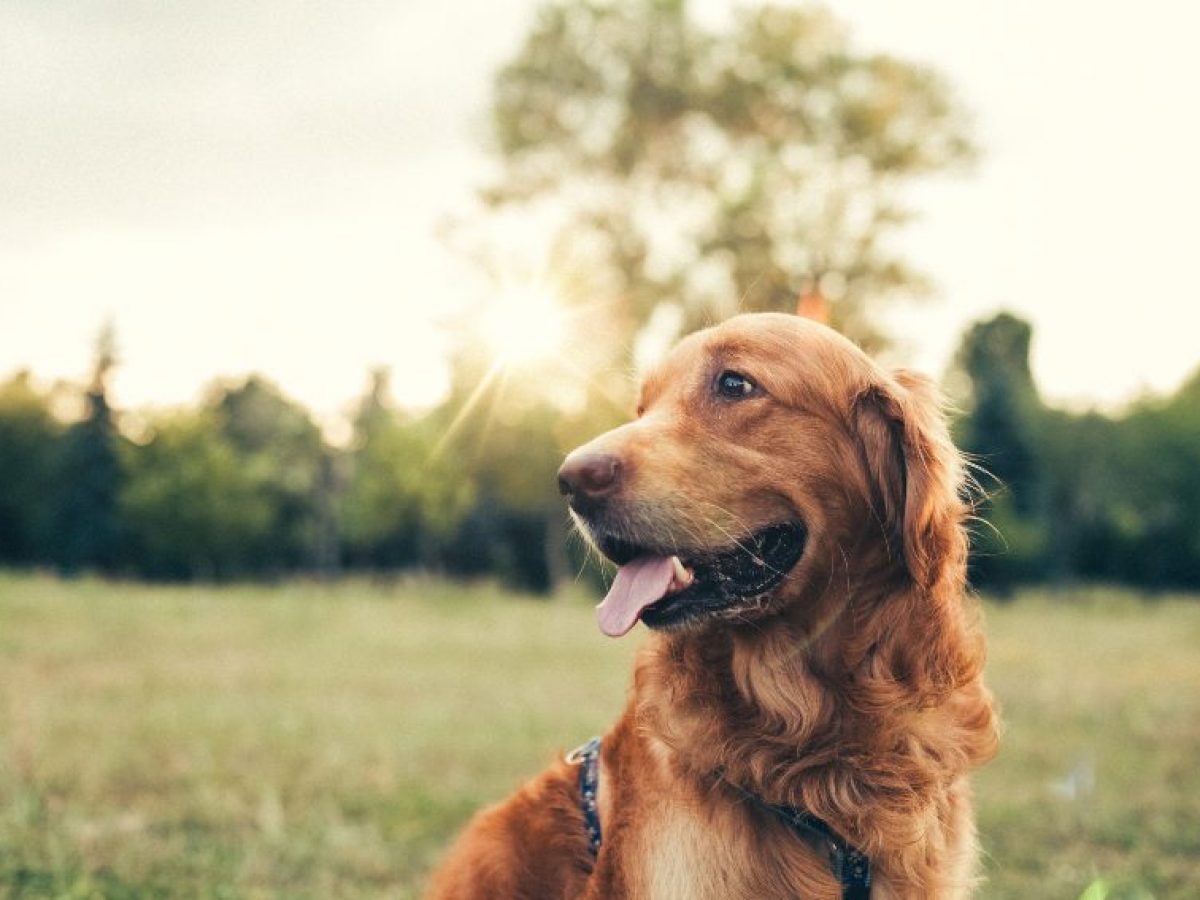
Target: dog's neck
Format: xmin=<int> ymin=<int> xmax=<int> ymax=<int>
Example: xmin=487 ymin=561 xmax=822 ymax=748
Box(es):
xmin=632 ymin=556 xmax=997 ymax=858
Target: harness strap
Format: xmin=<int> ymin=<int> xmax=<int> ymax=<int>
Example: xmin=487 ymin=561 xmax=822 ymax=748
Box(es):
xmin=757 ymin=801 xmax=872 ymax=900
xmin=566 ymin=737 xmax=603 ymax=856
xmin=567 ymin=737 xmax=872 ymax=898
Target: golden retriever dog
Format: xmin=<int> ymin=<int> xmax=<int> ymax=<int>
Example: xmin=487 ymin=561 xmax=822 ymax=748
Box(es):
xmin=427 ymin=313 xmax=999 ymax=899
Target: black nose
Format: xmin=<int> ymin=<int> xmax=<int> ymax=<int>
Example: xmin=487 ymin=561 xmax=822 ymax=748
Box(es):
xmin=557 ymin=452 xmax=622 ymax=506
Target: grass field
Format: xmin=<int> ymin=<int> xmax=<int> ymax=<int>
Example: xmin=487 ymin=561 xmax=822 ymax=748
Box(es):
xmin=1 ymin=574 xmax=1198 ymax=899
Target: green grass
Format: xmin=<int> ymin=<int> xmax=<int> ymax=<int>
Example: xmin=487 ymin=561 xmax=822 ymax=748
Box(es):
xmin=0 ymin=574 xmax=1197 ymax=898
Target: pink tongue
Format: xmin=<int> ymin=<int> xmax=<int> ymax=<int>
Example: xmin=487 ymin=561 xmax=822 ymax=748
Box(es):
xmin=596 ymin=556 xmax=675 ymax=638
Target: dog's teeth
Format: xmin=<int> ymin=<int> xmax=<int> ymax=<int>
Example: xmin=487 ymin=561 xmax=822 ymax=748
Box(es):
xmin=671 ymin=556 xmax=693 ymax=587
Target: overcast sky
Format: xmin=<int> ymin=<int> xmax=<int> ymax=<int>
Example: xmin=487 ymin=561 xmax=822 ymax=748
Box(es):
xmin=2 ymin=0 xmax=1197 ymax=421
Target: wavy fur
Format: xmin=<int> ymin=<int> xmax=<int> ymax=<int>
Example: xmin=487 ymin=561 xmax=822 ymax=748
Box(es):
xmin=427 ymin=314 xmax=999 ymax=899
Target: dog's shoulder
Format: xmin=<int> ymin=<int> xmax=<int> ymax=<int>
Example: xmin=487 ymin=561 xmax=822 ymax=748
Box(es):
xmin=423 ymin=755 xmax=593 ymax=900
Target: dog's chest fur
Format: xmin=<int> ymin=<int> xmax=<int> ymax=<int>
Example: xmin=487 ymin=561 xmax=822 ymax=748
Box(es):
xmin=596 ymin=729 xmax=920 ymax=900
xmin=627 ymin=802 xmax=902 ymax=900
xmin=634 ymin=805 xmax=740 ymax=899
xmin=608 ymin=765 xmax=865 ymax=900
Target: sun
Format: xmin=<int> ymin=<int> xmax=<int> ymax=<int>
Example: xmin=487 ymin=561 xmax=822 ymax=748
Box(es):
xmin=480 ymin=282 xmax=569 ymax=367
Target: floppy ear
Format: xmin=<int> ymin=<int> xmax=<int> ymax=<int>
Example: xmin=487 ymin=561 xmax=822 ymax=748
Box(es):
xmin=853 ymin=369 xmax=967 ymax=590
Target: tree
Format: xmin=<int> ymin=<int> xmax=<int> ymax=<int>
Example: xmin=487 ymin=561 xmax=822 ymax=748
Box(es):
xmin=1078 ymin=371 xmax=1200 ymax=587
xmin=46 ymin=323 xmax=125 ymax=574
xmin=447 ymin=0 xmax=975 ymax=591
xmin=953 ymin=313 xmax=1200 ymax=591
xmin=434 ymin=379 xmax=584 ymax=592
xmin=954 ymin=313 xmax=1042 ymax=512
xmin=0 ymin=372 xmax=62 ymax=564
xmin=951 ymin=313 xmax=1049 ymax=588
xmin=207 ymin=376 xmax=329 ymax=573
xmin=120 ymin=411 xmax=275 ymax=579
xmin=481 ymin=0 xmax=974 ymax=353
xmin=339 ymin=370 xmax=473 ymax=570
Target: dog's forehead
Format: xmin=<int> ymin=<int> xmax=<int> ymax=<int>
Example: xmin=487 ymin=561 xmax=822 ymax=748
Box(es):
xmin=639 ymin=313 xmax=874 ymax=406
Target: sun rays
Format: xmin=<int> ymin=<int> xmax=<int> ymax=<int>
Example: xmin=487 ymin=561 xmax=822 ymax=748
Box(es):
xmin=430 ymin=268 xmax=634 ymax=460
xmin=480 ymin=281 xmax=570 ymax=369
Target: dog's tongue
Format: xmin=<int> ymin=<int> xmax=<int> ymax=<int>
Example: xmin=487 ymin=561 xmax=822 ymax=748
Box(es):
xmin=596 ymin=556 xmax=676 ymax=638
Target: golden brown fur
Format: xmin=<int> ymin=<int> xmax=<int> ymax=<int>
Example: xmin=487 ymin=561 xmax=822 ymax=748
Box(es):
xmin=426 ymin=313 xmax=999 ymax=899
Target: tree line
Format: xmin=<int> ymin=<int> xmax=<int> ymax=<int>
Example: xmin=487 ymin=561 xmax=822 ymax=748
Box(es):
xmin=4 ymin=2 xmax=1196 ymax=591
xmin=953 ymin=313 xmax=1200 ymax=592
xmin=0 ymin=311 xmax=1196 ymax=592
xmin=0 ymin=341 xmax=553 ymax=589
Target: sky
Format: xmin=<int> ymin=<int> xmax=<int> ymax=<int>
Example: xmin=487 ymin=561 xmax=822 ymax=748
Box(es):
xmin=2 ymin=0 xmax=1198 ymax=423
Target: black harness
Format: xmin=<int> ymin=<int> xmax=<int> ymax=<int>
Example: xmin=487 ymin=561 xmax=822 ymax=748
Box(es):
xmin=567 ymin=737 xmax=872 ymax=899
xmin=570 ymin=737 xmax=604 ymax=855
xmin=745 ymin=794 xmax=872 ymax=900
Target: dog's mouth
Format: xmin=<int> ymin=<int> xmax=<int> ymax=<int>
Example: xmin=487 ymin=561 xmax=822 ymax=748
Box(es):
xmin=592 ymin=522 xmax=807 ymax=637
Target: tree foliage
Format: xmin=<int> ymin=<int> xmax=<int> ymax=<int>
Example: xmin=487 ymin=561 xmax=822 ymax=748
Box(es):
xmin=0 ymin=372 xmax=61 ymax=562
xmin=339 ymin=370 xmax=473 ymax=569
xmin=45 ymin=325 xmax=125 ymax=573
xmin=955 ymin=313 xmax=1041 ymax=512
xmin=120 ymin=411 xmax=275 ymax=579
xmin=0 ymin=6 xmax=1194 ymax=594
xmin=484 ymin=0 xmax=974 ymax=350
xmin=439 ymin=0 xmax=978 ymax=589
xmin=0 ymin=311 xmax=1196 ymax=590
xmin=209 ymin=376 xmax=331 ymax=572
xmin=955 ymin=312 xmax=1200 ymax=591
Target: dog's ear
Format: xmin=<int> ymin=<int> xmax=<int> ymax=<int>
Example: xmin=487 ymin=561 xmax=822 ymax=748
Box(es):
xmin=852 ymin=372 xmax=984 ymax=708
xmin=853 ymin=370 xmax=967 ymax=589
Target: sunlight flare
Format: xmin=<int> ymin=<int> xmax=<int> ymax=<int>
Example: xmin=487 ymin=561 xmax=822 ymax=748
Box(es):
xmin=480 ymin=282 xmax=569 ymax=368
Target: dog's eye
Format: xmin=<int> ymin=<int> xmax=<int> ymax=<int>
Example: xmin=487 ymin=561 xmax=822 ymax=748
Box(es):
xmin=716 ymin=370 xmax=756 ymax=399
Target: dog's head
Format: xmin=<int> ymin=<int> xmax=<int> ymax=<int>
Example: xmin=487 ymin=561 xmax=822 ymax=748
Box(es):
xmin=558 ymin=312 xmax=967 ymax=637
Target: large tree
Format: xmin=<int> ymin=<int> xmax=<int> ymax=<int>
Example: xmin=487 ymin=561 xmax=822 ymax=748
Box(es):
xmin=445 ymin=1 xmax=975 ymax=592
xmin=480 ymin=0 xmax=974 ymax=354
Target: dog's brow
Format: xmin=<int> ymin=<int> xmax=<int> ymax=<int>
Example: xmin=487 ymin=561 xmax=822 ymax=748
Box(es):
xmin=706 ymin=338 xmax=774 ymax=374
xmin=705 ymin=340 xmax=740 ymax=363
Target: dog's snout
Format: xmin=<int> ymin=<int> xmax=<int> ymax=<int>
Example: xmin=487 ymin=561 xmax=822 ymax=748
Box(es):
xmin=557 ymin=452 xmax=622 ymax=506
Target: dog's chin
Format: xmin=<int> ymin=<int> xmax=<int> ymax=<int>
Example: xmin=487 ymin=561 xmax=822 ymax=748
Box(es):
xmin=589 ymin=520 xmax=808 ymax=634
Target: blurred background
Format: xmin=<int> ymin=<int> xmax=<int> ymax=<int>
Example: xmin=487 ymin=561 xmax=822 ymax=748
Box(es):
xmin=1 ymin=2 xmax=1197 ymax=898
